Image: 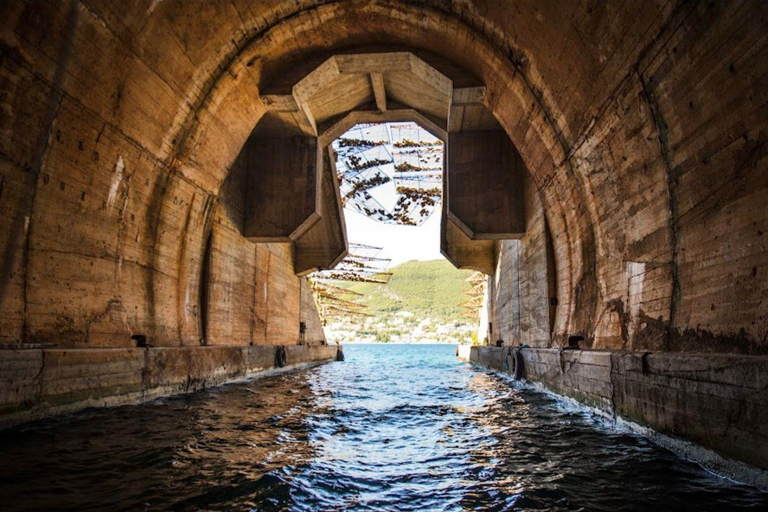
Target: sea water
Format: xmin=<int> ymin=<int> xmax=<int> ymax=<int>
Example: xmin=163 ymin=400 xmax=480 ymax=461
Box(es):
xmin=1 ymin=344 xmax=766 ymax=511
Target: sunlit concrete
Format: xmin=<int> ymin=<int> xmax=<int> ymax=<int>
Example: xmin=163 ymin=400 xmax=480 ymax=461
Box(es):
xmin=0 ymin=1 xmax=765 ymax=477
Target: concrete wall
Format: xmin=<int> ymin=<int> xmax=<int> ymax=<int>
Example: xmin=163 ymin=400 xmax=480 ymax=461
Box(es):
xmin=0 ymin=344 xmax=340 ymax=428
xmin=0 ymin=2 xmax=334 ymax=352
xmin=0 ymin=15 xmax=332 ymax=425
xmin=488 ymin=174 xmax=552 ymax=347
xmin=205 ymin=151 xmax=327 ymax=347
xmin=458 ymin=345 xmax=768 ymax=483
xmin=0 ymin=107 xmax=332 ymax=424
xmin=0 ymin=0 xmax=765 ymax=432
xmin=475 ymin=1 xmax=767 ymax=354
xmin=0 ymin=0 xmax=763 ymax=355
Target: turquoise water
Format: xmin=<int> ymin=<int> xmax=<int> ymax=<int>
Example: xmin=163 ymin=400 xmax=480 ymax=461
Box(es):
xmin=1 ymin=344 xmax=766 ymax=511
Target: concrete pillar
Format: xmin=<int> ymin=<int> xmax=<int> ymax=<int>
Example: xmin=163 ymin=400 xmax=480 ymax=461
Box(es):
xmin=446 ymin=130 xmax=525 ymax=239
xmin=441 ymin=130 xmax=526 ymax=274
xmin=293 ymin=148 xmax=348 ymax=276
xmin=244 ymin=136 xmax=321 ymax=242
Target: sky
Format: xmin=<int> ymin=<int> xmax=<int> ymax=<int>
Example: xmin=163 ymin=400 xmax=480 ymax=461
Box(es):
xmin=334 ymin=122 xmax=445 ymax=267
xmin=344 ymin=206 xmax=443 ymax=266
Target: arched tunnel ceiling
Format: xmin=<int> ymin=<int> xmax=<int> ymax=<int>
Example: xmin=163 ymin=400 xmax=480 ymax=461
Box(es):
xmin=244 ymin=50 xmax=518 ymax=276
xmin=253 ymin=50 xmax=497 ymax=139
xmin=0 ymin=0 xmax=764 ymax=357
xmin=0 ymin=0 xmax=765 ymax=478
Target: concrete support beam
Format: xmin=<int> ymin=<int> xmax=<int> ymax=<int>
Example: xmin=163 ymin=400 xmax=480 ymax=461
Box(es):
xmin=441 ymin=208 xmax=496 ymax=275
xmin=452 ymin=86 xmax=486 ymax=105
xmin=335 ymin=52 xmax=410 ymax=74
xmin=292 ymin=95 xmax=318 ymax=136
xmin=293 ymin=148 xmax=348 ymax=276
xmin=446 ymin=130 xmax=526 ymax=239
xmin=318 ymin=108 xmax=447 ymax=146
xmin=244 ymin=136 xmax=321 ymax=242
xmin=370 ymin=72 xmax=387 ymax=112
xmin=449 ymin=86 xmax=487 ymax=132
xmin=261 ymin=94 xmax=299 ymax=112
xmin=263 ymin=53 xmax=457 ymax=136
xmin=291 ymin=57 xmax=344 ymax=136
xmin=257 ymin=95 xmax=319 ymax=137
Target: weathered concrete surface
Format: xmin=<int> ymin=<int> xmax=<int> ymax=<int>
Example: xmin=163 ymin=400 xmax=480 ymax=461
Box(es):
xmin=446 ymin=130 xmax=525 ymax=240
xmin=205 ymin=149 xmax=328 ymax=347
xmin=0 ymin=0 xmax=764 ymax=459
xmin=243 ymin=136 xmax=320 ymax=242
xmin=1 ymin=1 xmax=764 ymax=353
xmin=0 ymin=344 xmax=340 ymax=428
xmin=293 ymin=149 xmax=348 ymax=276
xmin=458 ymin=345 xmax=768 ymax=477
xmin=486 ymin=173 xmax=553 ymax=347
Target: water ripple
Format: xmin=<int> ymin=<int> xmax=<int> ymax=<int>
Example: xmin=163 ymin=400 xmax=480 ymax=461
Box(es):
xmin=1 ymin=344 xmax=766 ymax=511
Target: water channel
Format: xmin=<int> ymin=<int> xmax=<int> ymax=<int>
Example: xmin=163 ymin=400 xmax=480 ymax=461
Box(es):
xmin=1 ymin=344 xmax=766 ymax=511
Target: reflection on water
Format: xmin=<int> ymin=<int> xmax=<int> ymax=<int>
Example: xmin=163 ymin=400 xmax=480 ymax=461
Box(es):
xmin=0 ymin=344 xmax=766 ymax=511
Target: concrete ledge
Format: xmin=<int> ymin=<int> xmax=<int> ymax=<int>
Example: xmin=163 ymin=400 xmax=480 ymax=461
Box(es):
xmin=458 ymin=345 xmax=768 ymax=484
xmin=0 ymin=344 xmax=341 ymax=428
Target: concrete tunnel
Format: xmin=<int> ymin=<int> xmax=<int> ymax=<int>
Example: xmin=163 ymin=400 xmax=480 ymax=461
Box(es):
xmin=0 ymin=0 xmax=766 ymax=494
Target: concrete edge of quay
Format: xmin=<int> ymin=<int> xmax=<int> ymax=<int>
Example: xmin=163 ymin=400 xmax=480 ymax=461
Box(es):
xmin=0 ymin=344 xmax=342 ymax=429
xmin=457 ymin=344 xmax=768 ymax=491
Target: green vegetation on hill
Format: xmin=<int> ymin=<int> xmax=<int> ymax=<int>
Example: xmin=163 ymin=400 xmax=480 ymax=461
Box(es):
xmin=343 ymin=259 xmax=473 ymax=321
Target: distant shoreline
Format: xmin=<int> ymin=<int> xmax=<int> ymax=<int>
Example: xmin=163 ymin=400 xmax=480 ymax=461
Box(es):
xmin=337 ymin=341 xmax=458 ymax=345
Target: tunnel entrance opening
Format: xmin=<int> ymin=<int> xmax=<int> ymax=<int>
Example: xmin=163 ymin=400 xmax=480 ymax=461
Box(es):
xmin=309 ymin=121 xmax=483 ymax=345
xmin=331 ymin=122 xmax=443 ymax=228
xmin=232 ymin=46 xmax=558 ymax=348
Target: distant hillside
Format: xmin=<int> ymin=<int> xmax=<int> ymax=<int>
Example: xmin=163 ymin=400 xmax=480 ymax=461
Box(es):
xmin=344 ymin=259 xmax=473 ymax=321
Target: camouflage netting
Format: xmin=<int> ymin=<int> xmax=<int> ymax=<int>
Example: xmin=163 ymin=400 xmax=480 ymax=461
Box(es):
xmin=460 ymin=272 xmax=487 ymax=321
xmin=313 ymin=123 xmax=443 ymax=321
xmin=333 ymin=123 xmax=443 ymax=226
xmin=310 ymin=244 xmax=391 ymax=322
